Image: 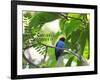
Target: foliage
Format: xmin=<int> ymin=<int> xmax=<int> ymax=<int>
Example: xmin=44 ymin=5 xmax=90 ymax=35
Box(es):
xmin=22 ymin=11 xmax=90 ymax=68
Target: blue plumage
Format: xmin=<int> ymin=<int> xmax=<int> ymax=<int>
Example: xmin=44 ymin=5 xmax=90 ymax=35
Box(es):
xmin=55 ymin=38 xmax=65 ymax=61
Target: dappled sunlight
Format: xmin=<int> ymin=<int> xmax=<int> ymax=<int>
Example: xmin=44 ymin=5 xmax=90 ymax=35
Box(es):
xmin=41 ymin=19 xmax=60 ymax=33
xmin=63 ymin=59 xmax=68 ymax=65
xmin=71 ymin=61 xmax=77 ymax=66
xmin=24 ymin=47 xmax=44 ymax=65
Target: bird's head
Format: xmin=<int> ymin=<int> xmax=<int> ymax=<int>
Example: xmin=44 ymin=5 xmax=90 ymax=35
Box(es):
xmin=60 ymin=37 xmax=65 ymax=42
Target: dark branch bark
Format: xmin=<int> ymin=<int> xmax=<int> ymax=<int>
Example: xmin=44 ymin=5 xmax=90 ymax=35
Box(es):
xmin=23 ymin=42 xmax=88 ymax=66
xmin=59 ymin=13 xmax=86 ymax=24
xmin=60 ymin=13 xmax=82 ymax=21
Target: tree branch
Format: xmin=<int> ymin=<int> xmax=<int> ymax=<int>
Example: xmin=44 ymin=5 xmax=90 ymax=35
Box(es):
xmin=23 ymin=53 xmax=40 ymax=68
xmin=59 ymin=13 xmax=86 ymax=24
xmin=23 ymin=42 xmax=88 ymax=66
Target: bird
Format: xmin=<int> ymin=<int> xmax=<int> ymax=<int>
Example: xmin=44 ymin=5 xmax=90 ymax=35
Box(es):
xmin=55 ymin=37 xmax=65 ymax=61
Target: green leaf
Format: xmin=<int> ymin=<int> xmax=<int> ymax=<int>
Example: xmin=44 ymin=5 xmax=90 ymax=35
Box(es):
xmin=23 ymin=12 xmax=33 ymax=19
xmin=66 ymin=56 xmax=74 ymax=66
xmin=64 ymin=19 xmax=81 ymax=38
xmin=77 ymin=59 xmax=82 ymax=66
xmin=22 ymin=54 xmax=27 ymax=69
xmin=47 ymin=47 xmax=54 ymax=56
xmin=53 ymin=31 xmax=61 ymax=44
xmin=79 ymin=29 xmax=88 ymax=55
xmin=29 ymin=12 xmax=60 ymax=30
xmin=46 ymin=48 xmax=56 ymax=67
xmin=68 ymin=13 xmax=80 ymax=18
xmin=59 ymin=18 xmax=66 ymax=32
xmin=71 ymin=29 xmax=80 ymax=44
xmin=65 ymin=40 xmax=71 ymax=49
xmin=83 ymin=39 xmax=89 ymax=59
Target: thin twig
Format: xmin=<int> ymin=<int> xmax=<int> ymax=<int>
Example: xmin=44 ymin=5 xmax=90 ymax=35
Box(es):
xmin=23 ymin=53 xmax=40 ymax=68
xmin=59 ymin=13 xmax=86 ymax=24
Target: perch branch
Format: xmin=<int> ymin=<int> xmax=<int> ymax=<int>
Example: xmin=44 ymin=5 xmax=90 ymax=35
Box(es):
xmin=40 ymin=43 xmax=81 ymax=61
xmin=59 ymin=13 xmax=86 ymax=24
xmin=23 ymin=42 xmax=88 ymax=66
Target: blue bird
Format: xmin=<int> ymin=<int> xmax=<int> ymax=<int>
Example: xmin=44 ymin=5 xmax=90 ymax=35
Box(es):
xmin=55 ymin=37 xmax=65 ymax=61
